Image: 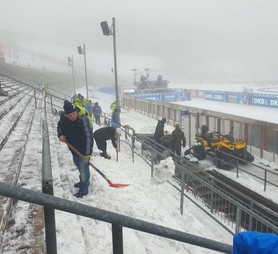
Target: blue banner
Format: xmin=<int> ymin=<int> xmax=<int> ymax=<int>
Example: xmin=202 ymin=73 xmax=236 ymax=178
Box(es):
xmin=123 ymin=90 xmax=191 ymax=102
xmin=205 ymin=91 xmax=226 ymax=101
xmin=252 ymin=94 xmax=278 ymax=108
xmin=226 ymin=91 xmax=252 ymax=105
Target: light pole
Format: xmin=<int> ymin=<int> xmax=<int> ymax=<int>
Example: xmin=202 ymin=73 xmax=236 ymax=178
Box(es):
xmin=77 ymin=44 xmax=89 ymax=98
xmin=67 ymin=55 xmax=76 ymax=94
xmin=132 ymin=68 xmax=137 ymax=86
xmin=144 ymin=68 xmax=150 ymax=86
xmin=100 ymin=17 xmax=120 ymax=111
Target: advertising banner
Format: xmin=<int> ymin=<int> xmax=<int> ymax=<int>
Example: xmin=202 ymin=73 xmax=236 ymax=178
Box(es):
xmin=204 ymin=91 xmax=226 ymax=101
xmin=123 ymin=90 xmax=191 ymax=102
xmin=226 ymin=91 xmax=252 ymax=104
xmin=252 ymin=94 xmax=278 ymax=108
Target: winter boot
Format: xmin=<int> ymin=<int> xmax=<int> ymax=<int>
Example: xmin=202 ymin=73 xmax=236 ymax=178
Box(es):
xmin=74 ymin=191 xmax=88 ymax=198
xmin=74 ymin=182 xmax=81 ymax=188
xmin=104 ymin=154 xmax=111 ymax=159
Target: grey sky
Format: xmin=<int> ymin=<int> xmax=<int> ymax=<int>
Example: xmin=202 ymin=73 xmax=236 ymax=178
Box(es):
xmin=1 ymin=0 xmax=278 ymax=84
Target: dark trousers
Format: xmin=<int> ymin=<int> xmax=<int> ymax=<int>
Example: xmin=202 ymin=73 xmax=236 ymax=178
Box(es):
xmin=94 ymin=115 xmax=101 ymax=124
xmin=72 ymin=154 xmax=90 ymax=193
xmin=95 ymin=138 xmax=107 ymax=155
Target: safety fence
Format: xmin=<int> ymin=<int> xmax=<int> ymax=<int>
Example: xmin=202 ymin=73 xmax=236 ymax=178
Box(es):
xmin=121 ymin=95 xmax=278 ymax=161
xmin=124 ymin=135 xmax=278 ymax=235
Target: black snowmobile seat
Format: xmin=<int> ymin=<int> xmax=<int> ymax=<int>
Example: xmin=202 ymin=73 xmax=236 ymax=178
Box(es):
xmin=223 ymin=134 xmax=234 ymax=141
xmin=200 ymin=125 xmax=219 ymax=144
xmin=201 ymin=125 xmax=209 ymax=135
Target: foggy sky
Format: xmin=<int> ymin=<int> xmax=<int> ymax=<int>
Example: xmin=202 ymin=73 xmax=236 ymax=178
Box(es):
xmin=1 ymin=0 xmax=278 ymax=84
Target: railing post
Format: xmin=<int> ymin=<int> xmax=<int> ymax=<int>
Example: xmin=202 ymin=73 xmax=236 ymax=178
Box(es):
xmin=264 ymin=170 xmax=267 ymax=191
xmin=180 ymin=167 xmax=185 ymax=215
xmin=236 ymin=158 xmax=239 ymax=178
xmin=248 ymin=202 xmax=254 ymax=231
xmin=235 ymin=206 xmax=242 ymax=234
xmin=112 ymin=223 xmax=123 ymax=254
xmin=151 ymin=148 xmax=155 ymax=178
xmin=131 ymin=129 xmax=135 ymax=163
xmin=50 ymin=95 xmax=54 ymax=114
xmin=42 ymin=119 xmax=57 ymax=254
xmin=33 ymin=88 xmax=37 ymax=108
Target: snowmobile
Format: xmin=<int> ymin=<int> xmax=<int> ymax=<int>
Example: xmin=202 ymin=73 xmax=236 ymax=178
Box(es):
xmin=135 ymin=133 xmax=173 ymax=161
xmin=184 ymin=145 xmax=206 ymax=163
xmin=195 ymin=125 xmax=254 ymax=169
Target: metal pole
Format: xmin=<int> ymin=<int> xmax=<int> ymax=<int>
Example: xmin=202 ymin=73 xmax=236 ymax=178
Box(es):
xmin=83 ymin=44 xmax=89 ymax=99
xmin=188 ymin=113 xmax=192 ymax=147
xmin=180 ymin=169 xmax=185 ymax=215
xmin=112 ymin=224 xmax=123 ymax=254
xmin=71 ymin=55 xmax=76 ymax=94
xmin=112 ymin=17 xmax=119 ymax=112
xmin=42 ymin=119 xmax=57 ymax=254
xmin=132 ymin=68 xmax=137 ymax=86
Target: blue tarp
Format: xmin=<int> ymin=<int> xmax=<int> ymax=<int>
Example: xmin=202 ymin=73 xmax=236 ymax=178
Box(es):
xmin=233 ymin=232 xmax=278 ymax=254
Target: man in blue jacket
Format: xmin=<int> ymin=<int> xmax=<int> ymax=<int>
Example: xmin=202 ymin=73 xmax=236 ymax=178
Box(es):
xmin=93 ymin=102 xmax=102 ymax=124
xmin=57 ymin=100 xmax=93 ymax=198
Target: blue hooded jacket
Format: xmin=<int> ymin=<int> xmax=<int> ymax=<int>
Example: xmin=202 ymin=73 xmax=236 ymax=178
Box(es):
xmin=57 ymin=114 xmax=93 ymax=156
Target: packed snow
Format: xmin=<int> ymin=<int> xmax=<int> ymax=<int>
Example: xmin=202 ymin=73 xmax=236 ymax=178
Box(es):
xmin=1 ymin=85 xmax=277 ymax=253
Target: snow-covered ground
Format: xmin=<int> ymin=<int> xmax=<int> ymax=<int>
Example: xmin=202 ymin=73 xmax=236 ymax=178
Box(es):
xmin=1 ymin=85 xmax=277 ymax=253
xmin=49 ymin=96 xmax=234 ymax=254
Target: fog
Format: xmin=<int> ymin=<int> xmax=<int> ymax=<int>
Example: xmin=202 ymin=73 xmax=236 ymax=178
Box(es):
xmin=1 ymin=0 xmax=278 ymax=84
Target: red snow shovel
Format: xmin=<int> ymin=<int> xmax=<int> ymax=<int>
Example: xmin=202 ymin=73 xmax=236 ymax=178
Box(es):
xmin=65 ymin=141 xmax=129 ymax=188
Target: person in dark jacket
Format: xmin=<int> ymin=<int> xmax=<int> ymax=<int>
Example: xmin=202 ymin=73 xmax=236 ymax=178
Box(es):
xmin=171 ymin=123 xmax=186 ymax=156
xmin=93 ymin=102 xmax=102 ymax=124
xmin=57 ymin=100 xmax=93 ymax=198
xmin=94 ymin=127 xmax=120 ymax=159
xmin=154 ymin=118 xmax=166 ymax=143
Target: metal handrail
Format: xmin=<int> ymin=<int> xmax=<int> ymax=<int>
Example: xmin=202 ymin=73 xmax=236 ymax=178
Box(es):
xmin=0 ymin=182 xmax=233 ymax=254
xmin=129 ymin=135 xmax=278 ymax=234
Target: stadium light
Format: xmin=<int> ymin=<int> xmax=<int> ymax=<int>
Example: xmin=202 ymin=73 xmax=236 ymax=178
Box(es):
xmin=77 ymin=44 xmax=89 ymax=98
xmin=67 ymin=55 xmax=76 ymax=94
xmin=132 ymin=68 xmax=138 ymax=86
xmin=144 ymin=68 xmax=150 ymax=86
xmin=100 ymin=17 xmax=120 ymax=112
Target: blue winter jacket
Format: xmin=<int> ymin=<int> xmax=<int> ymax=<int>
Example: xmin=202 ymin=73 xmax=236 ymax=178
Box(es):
xmin=57 ymin=114 xmax=93 ymax=156
xmin=93 ymin=105 xmax=102 ymax=116
xmin=111 ymin=112 xmax=120 ymax=128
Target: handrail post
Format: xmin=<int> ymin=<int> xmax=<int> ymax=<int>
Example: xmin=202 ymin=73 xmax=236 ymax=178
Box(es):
xmin=131 ymin=129 xmax=135 ymax=162
xmin=112 ymin=223 xmax=123 ymax=254
xmin=235 ymin=207 xmax=242 ymax=234
xmin=180 ymin=168 xmax=185 ymax=215
xmin=264 ymin=170 xmax=267 ymax=191
xmin=42 ymin=119 xmax=57 ymax=254
xmin=34 ymin=88 xmax=37 ymax=108
xmin=151 ymin=147 xmax=155 ymax=178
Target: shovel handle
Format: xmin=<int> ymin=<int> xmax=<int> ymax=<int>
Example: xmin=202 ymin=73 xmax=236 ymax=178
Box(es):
xmin=64 ymin=141 xmax=129 ymax=188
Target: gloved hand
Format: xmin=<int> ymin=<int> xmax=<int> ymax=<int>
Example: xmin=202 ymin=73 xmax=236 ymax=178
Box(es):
xmin=83 ymin=155 xmax=91 ymax=163
xmin=183 ymin=144 xmax=186 ymax=148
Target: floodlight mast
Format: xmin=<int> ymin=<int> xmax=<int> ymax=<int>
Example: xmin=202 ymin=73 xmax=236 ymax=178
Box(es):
xmin=77 ymin=44 xmax=89 ymax=99
xmin=68 ymin=55 xmax=76 ymax=94
xmin=132 ymin=68 xmax=138 ymax=86
xmin=101 ymin=17 xmax=120 ymax=112
xmin=112 ymin=17 xmax=119 ymax=111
